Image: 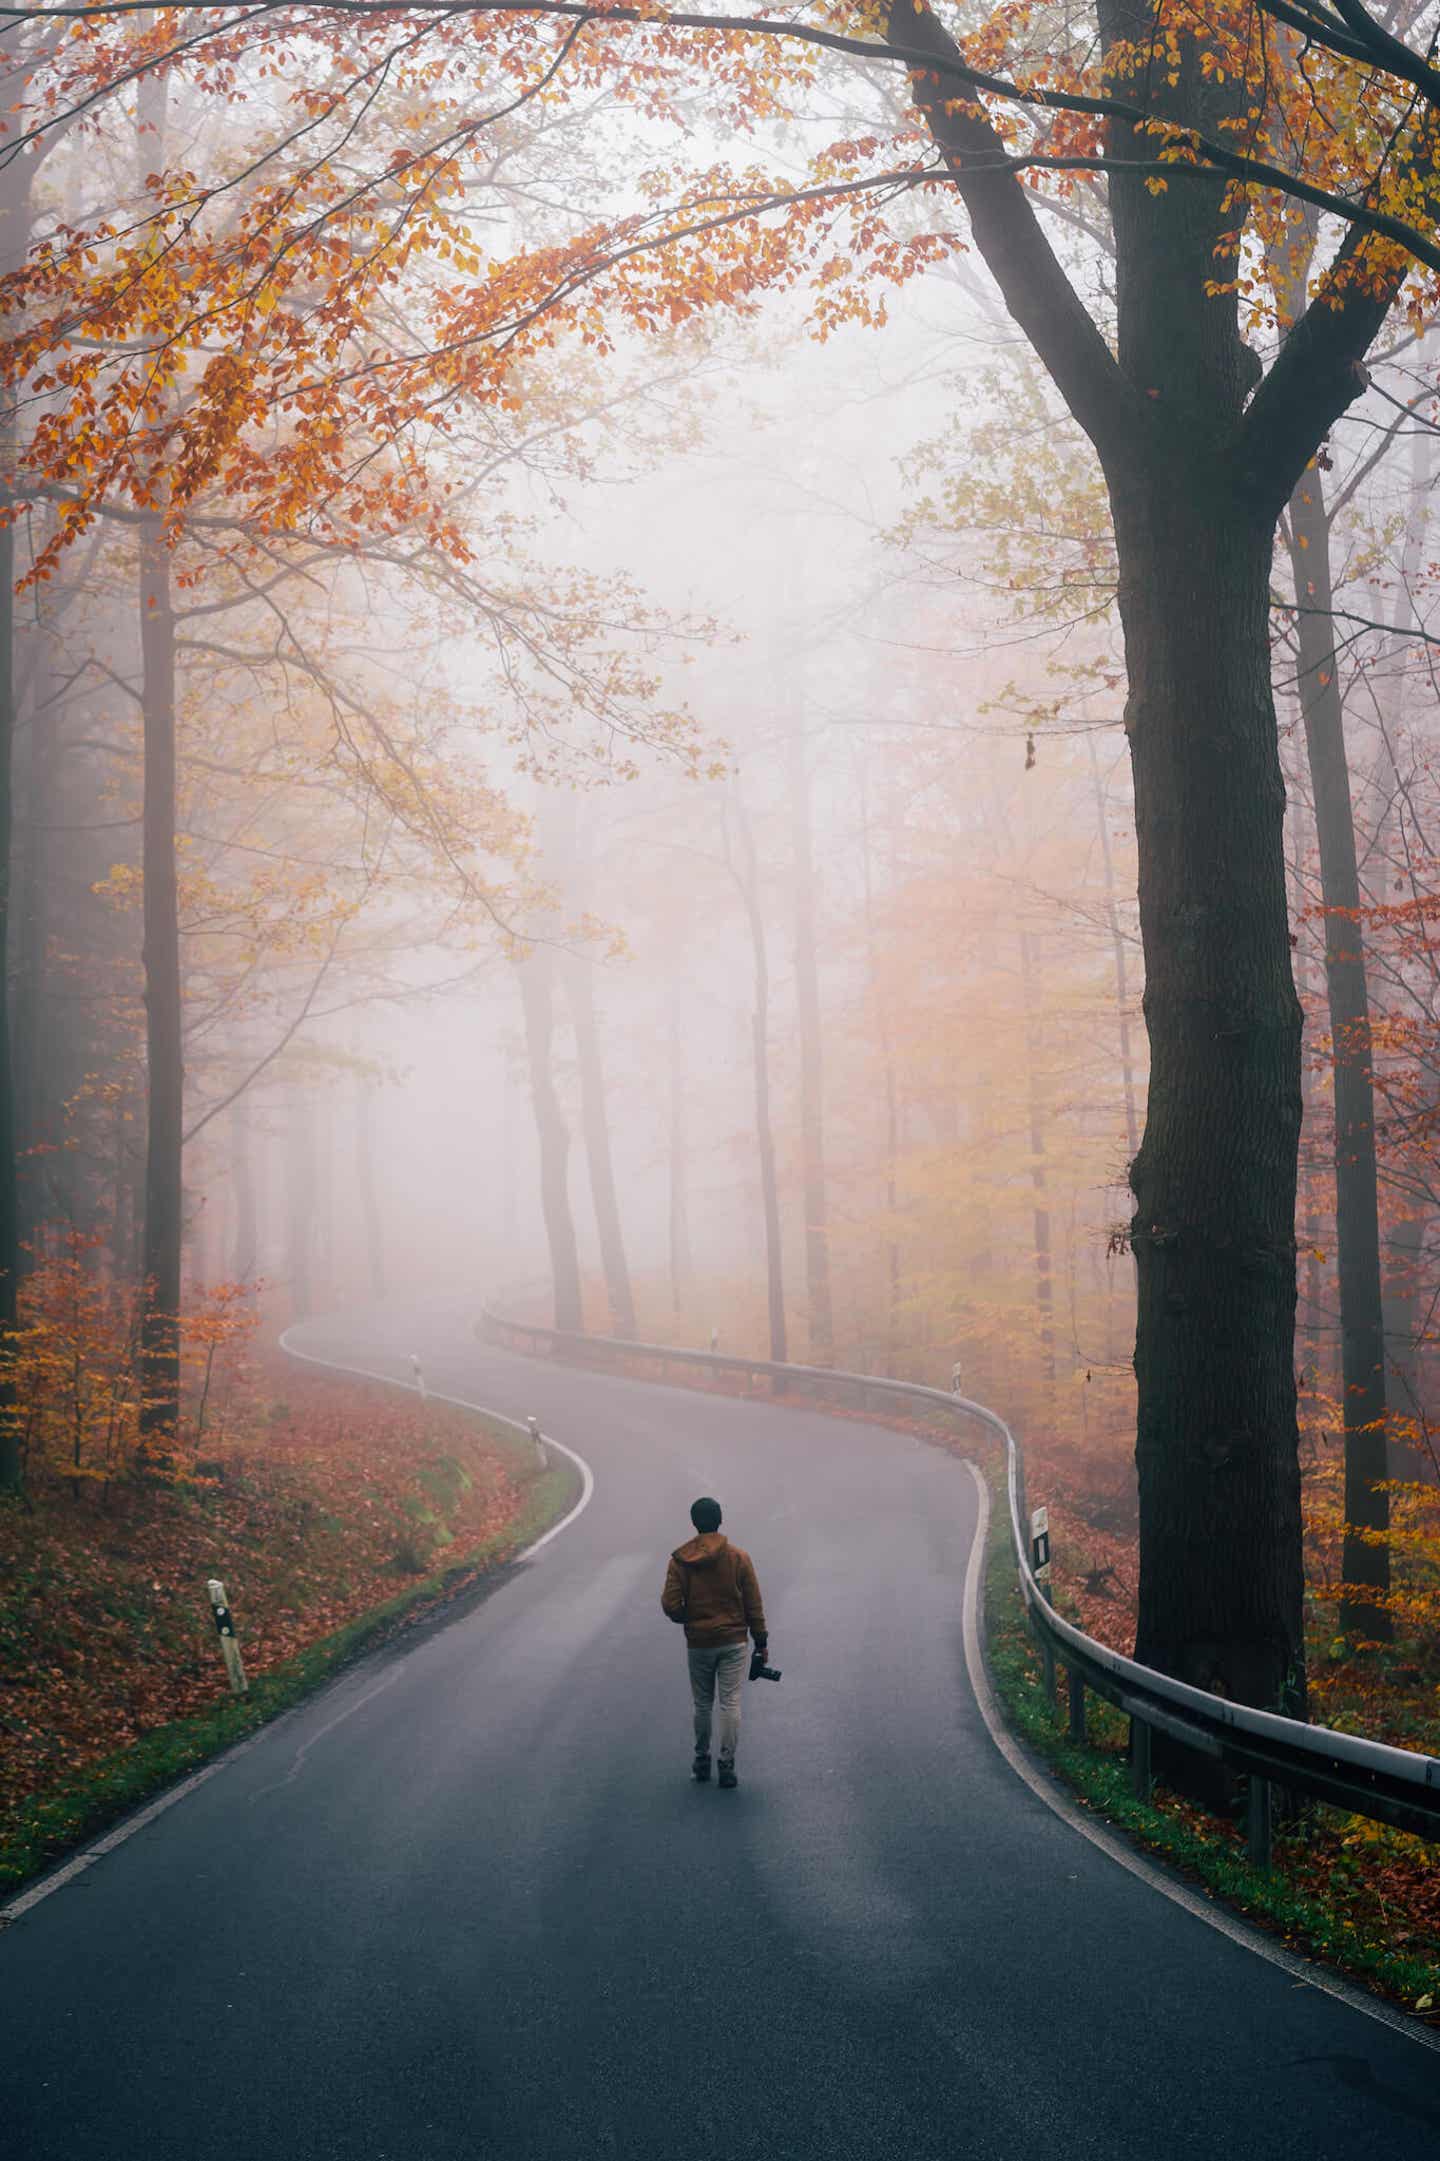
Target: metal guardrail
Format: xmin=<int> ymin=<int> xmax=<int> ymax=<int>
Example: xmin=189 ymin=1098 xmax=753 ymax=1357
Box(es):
xmin=479 ymin=1303 xmax=1440 ymax=1857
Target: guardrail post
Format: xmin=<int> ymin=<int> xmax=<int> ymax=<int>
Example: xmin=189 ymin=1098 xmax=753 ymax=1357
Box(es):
xmin=1040 ymin=1636 xmax=1057 ymax=1706
xmin=1067 ymin=1667 xmax=1086 ymax=1744
xmin=1246 ymin=1774 xmax=1273 ymax=1868
xmin=1130 ymin=1716 xmax=1152 ymax=1801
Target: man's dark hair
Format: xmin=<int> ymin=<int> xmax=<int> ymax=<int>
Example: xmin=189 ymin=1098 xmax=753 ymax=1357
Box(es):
xmin=690 ymin=1496 xmax=722 ymax=1532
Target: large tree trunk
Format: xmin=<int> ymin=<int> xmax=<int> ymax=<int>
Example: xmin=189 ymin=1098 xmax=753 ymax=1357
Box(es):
xmin=1286 ymin=475 xmax=1390 ymax=1640
xmin=1117 ymin=476 xmax=1306 ymax=1714
xmin=517 ymin=950 xmax=582 ymax=1334
xmin=786 ymin=726 xmax=832 ymax=1361
xmin=137 ymin=512 xmax=183 ymax=1459
xmin=564 ymin=949 xmax=635 ymax=1339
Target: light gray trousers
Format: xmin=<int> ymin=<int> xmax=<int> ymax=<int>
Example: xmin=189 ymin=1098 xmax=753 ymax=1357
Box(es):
xmin=687 ymin=1642 xmax=748 ymax=1763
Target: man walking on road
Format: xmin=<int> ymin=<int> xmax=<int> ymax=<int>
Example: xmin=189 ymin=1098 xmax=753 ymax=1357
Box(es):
xmin=661 ymin=1497 xmax=769 ymax=1789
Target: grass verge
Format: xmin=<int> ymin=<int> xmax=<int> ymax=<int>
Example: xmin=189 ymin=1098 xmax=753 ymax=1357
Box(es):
xmin=1 ymin=1447 xmax=579 ymax=1903
xmin=980 ymin=1461 xmax=1440 ymax=2020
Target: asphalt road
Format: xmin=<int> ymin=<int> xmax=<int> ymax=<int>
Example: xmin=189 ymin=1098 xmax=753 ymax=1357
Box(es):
xmin=4 ymin=1296 xmax=1438 ymax=2161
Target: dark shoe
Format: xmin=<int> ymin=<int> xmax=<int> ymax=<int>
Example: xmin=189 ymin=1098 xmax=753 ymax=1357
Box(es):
xmin=718 ymin=1762 xmax=738 ymax=1789
xmin=692 ymin=1754 xmax=711 ymax=1782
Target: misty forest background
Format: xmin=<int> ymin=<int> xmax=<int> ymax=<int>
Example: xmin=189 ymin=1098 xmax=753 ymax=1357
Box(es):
xmin=3 ymin=0 xmax=1440 ymax=1947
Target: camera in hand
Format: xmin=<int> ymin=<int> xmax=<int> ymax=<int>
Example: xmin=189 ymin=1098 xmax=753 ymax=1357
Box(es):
xmin=749 ymin=1648 xmax=781 ymax=1683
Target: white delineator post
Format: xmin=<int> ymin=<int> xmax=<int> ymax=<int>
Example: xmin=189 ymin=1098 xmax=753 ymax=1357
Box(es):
xmin=410 ymin=1353 xmax=427 ymax=1401
xmin=207 ymin=1578 xmax=248 ymax=1696
xmin=950 ymin=1360 xmax=964 ymax=1396
xmin=527 ymin=1415 xmax=547 ymax=1471
xmin=1030 ymin=1506 xmax=1057 ymax=1705
xmin=1030 ymin=1506 xmax=1052 ymax=1596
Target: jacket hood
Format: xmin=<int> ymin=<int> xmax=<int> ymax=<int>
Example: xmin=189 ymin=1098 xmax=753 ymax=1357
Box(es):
xmin=672 ymin=1531 xmax=729 ymax=1567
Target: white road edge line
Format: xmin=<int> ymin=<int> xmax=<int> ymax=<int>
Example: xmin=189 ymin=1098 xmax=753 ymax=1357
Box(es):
xmin=959 ymin=1460 xmax=1440 ymax=2057
xmin=0 ymin=1333 xmax=595 ymax=1928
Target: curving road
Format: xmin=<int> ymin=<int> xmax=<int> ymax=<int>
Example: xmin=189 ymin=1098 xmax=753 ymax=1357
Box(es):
xmin=3 ymin=1297 xmax=1438 ymax=2160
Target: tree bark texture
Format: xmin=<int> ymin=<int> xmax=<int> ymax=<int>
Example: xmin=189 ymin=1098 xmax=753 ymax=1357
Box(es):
xmin=1088 ymin=735 xmax=1140 ymax=1161
xmin=564 ymin=950 xmax=635 ymax=1339
xmin=1117 ymin=474 xmax=1306 ymax=1712
xmin=517 ymin=950 xmax=582 ymax=1335
xmin=137 ymin=515 xmax=183 ymax=1456
xmin=1286 ymin=474 xmax=1391 ymax=1639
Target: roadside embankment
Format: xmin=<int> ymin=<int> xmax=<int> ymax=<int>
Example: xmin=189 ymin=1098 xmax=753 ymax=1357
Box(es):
xmin=0 ymin=1356 xmax=580 ymax=1898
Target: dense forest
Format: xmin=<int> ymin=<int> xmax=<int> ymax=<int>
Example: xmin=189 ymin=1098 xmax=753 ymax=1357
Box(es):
xmin=3 ymin=0 xmax=1440 ymax=1969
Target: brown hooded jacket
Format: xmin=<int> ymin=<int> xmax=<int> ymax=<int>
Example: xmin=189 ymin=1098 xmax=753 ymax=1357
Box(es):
xmin=660 ymin=1531 xmax=768 ymax=1651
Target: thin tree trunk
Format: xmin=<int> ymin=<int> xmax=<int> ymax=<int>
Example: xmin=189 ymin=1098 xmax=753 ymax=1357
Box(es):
xmin=355 ymin=1075 xmax=386 ymax=1302
xmin=231 ymin=1089 xmax=258 ymax=1288
xmin=286 ymin=1088 xmax=314 ymax=1324
xmin=858 ymin=760 xmax=901 ymax=1371
xmin=136 ymin=510 xmax=182 ymax=1458
xmin=1019 ymin=929 xmax=1057 ymax=1383
xmin=1374 ymin=422 xmax=1433 ymax=1475
xmin=517 ymin=950 xmax=582 ymax=1334
xmin=0 ymin=492 xmax=18 ymax=1491
xmin=15 ymin=635 xmax=59 ymax=1246
xmin=728 ymin=792 xmax=786 ymax=1367
xmin=787 ymin=726 xmax=832 ymax=1361
xmin=667 ymin=995 xmax=694 ymax=1316
xmin=135 ymin=62 xmax=181 ymax=1461
xmin=564 ymin=948 xmax=635 ymax=1339
xmin=0 ymin=145 xmax=32 ymax=1488
xmin=1286 ymin=474 xmax=1390 ymax=1641
xmin=1288 ymin=795 xmax=1327 ymax=1398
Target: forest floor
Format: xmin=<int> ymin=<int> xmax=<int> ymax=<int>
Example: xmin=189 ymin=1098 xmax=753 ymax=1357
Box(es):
xmin=511 ymin=1306 xmax=1440 ymax=2012
xmin=0 ymin=1357 xmax=577 ymax=1896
